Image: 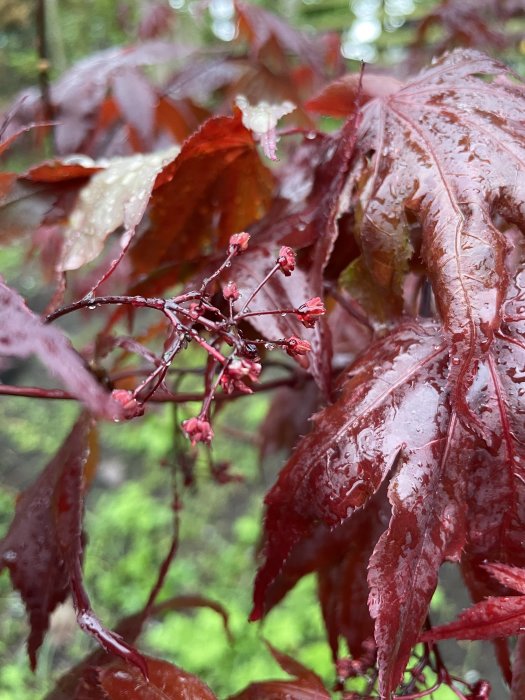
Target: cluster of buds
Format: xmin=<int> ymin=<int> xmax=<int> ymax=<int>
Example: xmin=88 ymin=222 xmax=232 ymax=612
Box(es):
xmin=295 ymin=297 xmax=326 ymax=328
xmin=220 ymin=357 xmax=262 ymax=394
xmin=277 ymin=246 xmax=296 ymax=276
xmin=178 ymin=232 xmax=327 ymax=447
xmin=222 ymin=281 xmax=240 ymax=301
xmin=228 ymin=231 xmax=250 ymax=255
xmin=111 ymin=389 xmax=145 ymax=420
xmin=181 ymin=416 xmax=214 ymax=446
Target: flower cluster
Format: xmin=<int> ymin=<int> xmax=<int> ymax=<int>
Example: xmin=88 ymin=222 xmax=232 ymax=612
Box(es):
xmin=181 ymin=416 xmax=214 ymax=446
xmin=295 ymin=297 xmax=326 ymax=328
xmin=220 ymin=358 xmax=262 ymax=394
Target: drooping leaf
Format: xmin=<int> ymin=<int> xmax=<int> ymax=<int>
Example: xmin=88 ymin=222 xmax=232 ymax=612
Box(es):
xmin=96 ymin=656 xmax=217 ymax=700
xmin=227 ymin=644 xmax=330 ymax=700
xmin=59 ymin=146 xmax=180 ymax=271
xmin=421 ymin=563 xmax=525 ymax=642
xmin=251 ymin=320 xmax=449 ymax=623
xmin=338 ymin=50 xmax=525 ymax=419
xmin=0 ymin=415 xmax=93 ymax=668
xmin=253 ymin=267 xmax=525 ymax=695
xmin=260 ymin=485 xmax=389 ymax=660
xmin=129 ymin=113 xmax=274 ymax=284
xmin=0 ymin=281 xmax=121 ymax=419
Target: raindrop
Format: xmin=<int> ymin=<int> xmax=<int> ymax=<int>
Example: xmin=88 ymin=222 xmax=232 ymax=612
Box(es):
xmin=451 ymin=356 xmax=461 ymax=366
xmin=306 ymin=131 xmax=316 ymax=140
xmin=225 ymin=261 xmax=231 ymax=268
xmin=3 ymin=550 xmax=17 ymax=563
xmin=264 ymin=343 xmax=276 ymax=351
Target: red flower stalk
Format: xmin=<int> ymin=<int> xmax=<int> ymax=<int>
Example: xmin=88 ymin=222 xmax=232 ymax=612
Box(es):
xmin=284 ymin=336 xmax=311 ymax=358
xmin=181 ymin=416 xmax=214 ymax=446
xmin=223 ymin=281 xmax=240 ymax=301
xmin=277 ymin=246 xmax=296 ymax=276
xmin=295 ymin=297 xmax=326 ymax=328
xmin=228 ymin=231 xmax=250 ymax=254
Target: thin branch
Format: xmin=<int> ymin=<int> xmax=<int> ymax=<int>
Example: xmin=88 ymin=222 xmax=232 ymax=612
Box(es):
xmin=36 ymin=0 xmax=54 ymax=125
xmin=0 ymin=376 xmax=302 ymax=404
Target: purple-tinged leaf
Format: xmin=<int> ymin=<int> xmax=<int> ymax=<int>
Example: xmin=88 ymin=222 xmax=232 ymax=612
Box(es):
xmin=0 ymin=415 xmax=93 ymax=668
xmin=111 ymin=67 xmax=158 ymax=148
xmin=368 ymin=410 xmax=467 ymax=698
xmin=251 ymin=320 xmax=448 ymax=621
xmin=344 ymin=49 xmax=525 ymax=423
xmin=228 ymin=644 xmax=330 ymax=700
xmin=0 ymin=282 xmax=122 ymax=419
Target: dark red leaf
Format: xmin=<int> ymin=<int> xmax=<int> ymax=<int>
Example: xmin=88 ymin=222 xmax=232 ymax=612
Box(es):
xmin=306 ymin=73 xmax=402 ymax=117
xmin=98 ymin=656 xmax=217 ymax=699
xmin=251 ymin=320 xmax=448 ymax=624
xmin=0 ymin=282 xmax=122 ymax=419
xmin=130 ymin=113 xmax=274 ymax=283
xmin=343 ymin=49 xmax=525 ymax=423
xmin=227 ymin=644 xmax=330 ymax=699
xmin=0 ymin=415 xmax=93 ymax=668
xmin=260 ymin=486 xmax=389 ymax=660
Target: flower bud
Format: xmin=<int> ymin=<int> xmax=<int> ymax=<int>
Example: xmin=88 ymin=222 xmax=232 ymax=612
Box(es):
xmin=295 ymin=297 xmax=326 ymax=328
xmin=181 ymin=416 xmax=214 ymax=445
xmin=223 ymin=281 xmax=240 ymax=301
xmin=228 ymin=232 xmax=250 ymax=254
xmin=285 ymin=336 xmax=311 ymax=358
xmin=111 ymin=389 xmax=144 ymax=419
xmin=277 ymin=246 xmax=296 ymax=276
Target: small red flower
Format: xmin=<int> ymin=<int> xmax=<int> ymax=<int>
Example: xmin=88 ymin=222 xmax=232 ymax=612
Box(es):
xmin=220 ymin=358 xmax=262 ymax=394
xmin=277 ymin=246 xmax=296 ymax=276
xmin=223 ymin=281 xmax=240 ymax=301
xmin=229 ymin=231 xmax=250 ymax=254
xmin=295 ymin=297 xmax=326 ymax=328
xmin=284 ymin=336 xmax=311 ymax=358
xmin=111 ymin=389 xmax=144 ymax=419
xmin=181 ymin=416 xmax=214 ymax=446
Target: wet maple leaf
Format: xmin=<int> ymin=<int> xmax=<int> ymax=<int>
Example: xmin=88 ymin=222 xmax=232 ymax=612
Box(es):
xmin=0 ymin=416 xmax=94 ymax=668
xmin=129 ymin=112 xmax=274 ymax=285
xmin=97 ymin=656 xmax=217 ymax=700
xmin=58 ymin=146 xmax=180 ymax=272
xmin=228 ymin=644 xmax=330 ymax=699
xmin=422 ymin=563 xmax=525 ymax=642
xmin=0 ymin=281 xmax=122 ymax=419
xmin=318 ymin=49 xmax=525 ymax=424
xmin=252 ymin=248 xmax=525 ymax=697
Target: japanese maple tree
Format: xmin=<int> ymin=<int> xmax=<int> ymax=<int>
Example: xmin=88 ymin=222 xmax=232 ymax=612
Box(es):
xmin=1 ymin=1 xmax=525 ymax=698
